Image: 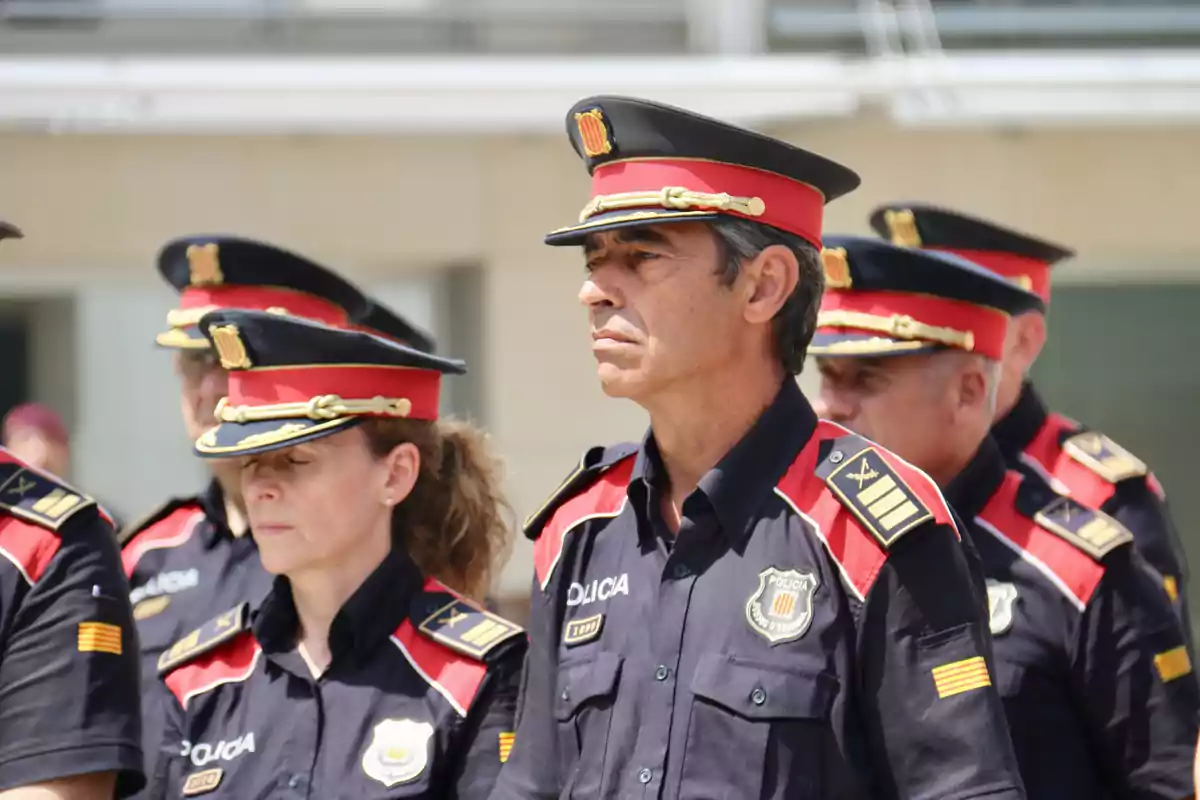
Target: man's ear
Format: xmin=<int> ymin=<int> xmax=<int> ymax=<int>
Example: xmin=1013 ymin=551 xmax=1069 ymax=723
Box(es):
xmin=741 ymin=244 xmax=800 ymax=326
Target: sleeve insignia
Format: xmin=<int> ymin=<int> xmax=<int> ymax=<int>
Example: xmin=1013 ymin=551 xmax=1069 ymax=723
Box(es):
xmin=522 ymin=443 xmax=638 ymax=539
xmin=0 ymin=462 xmax=95 ymax=530
xmin=1034 ymin=496 xmax=1133 ymax=561
xmin=823 ymin=446 xmax=932 ymax=548
xmin=417 ymin=596 xmax=524 ymax=661
xmin=157 ymin=603 xmax=249 ymax=676
xmin=1063 ymin=431 xmax=1147 ymax=484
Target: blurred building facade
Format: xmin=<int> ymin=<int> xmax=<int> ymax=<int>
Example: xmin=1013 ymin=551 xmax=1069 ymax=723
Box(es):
xmin=0 ymin=0 xmax=1197 ymax=631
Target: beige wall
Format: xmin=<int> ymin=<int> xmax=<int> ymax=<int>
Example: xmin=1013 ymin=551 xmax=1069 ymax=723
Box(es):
xmin=2 ymin=117 xmax=1198 ymax=594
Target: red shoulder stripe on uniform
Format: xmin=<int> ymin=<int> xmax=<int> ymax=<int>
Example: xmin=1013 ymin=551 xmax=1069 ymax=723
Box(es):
xmin=121 ymin=507 xmax=204 ymax=577
xmin=0 ymin=516 xmax=63 ymax=585
xmin=533 ymin=455 xmax=635 ymax=591
xmin=976 ymin=472 xmax=1104 ymax=610
xmin=776 ymin=426 xmax=887 ymax=601
xmin=163 ymin=631 xmax=261 ymax=709
xmin=392 ymin=586 xmax=489 ymax=717
xmin=1022 ymin=413 xmax=1115 ymax=509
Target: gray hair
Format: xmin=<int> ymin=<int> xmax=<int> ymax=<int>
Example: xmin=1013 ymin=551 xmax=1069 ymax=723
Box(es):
xmin=709 ymin=217 xmax=824 ymax=375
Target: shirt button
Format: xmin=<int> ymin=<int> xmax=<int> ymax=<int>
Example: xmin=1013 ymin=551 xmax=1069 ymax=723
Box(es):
xmin=654 ymin=665 xmax=670 ymax=681
xmin=638 ymin=768 xmax=653 ymax=784
xmin=751 ymin=687 xmax=767 ymax=706
xmin=287 ymin=775 xmax=302 ymax=789
xmin=671 ymin=563 xmax=691 ymax=579
xmin=560 ymin=687 xmax=570 ymax=702
xmin=830 ymin=450 xmax=844 ymax=463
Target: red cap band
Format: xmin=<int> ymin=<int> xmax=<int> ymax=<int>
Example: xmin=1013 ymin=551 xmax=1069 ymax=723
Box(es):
xmin=179 ymin=285 xmax=350 ymax=327
xmin=228 ymin=365 xmax=442 ymax=421
xmin=591 ymin=159 xmax=825 ymax=247
xmin=932 ymin=248 xmax=1052 ymax=304
xmin=820 ymin=290 xmax=1010 ymax=359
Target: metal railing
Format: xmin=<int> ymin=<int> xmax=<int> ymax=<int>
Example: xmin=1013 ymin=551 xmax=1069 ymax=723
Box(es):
xmin=1 ymin=0 xmax=1199 ymax=54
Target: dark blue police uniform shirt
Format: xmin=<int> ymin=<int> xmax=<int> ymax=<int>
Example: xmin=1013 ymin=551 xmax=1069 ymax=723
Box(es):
xmin=493 ymin=380 xmax=1026 ymax=800
xmin=144 ymin=546 xmax=525 ymax=799
xmin=946 ymin=436 xmax=1199 ymax=798
xmin=121 ymin=480 xmax=273 ymax=700
xmin=992 ymin=382 xmax=1191 ymax=637
xmin=0 ymin=448 xmax=144 ymax=795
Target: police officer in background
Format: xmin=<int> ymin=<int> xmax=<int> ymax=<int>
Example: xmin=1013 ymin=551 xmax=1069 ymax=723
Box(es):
xmin=143 ymin=310 xmax=522 ymax=798
xmin=870 ymin=204 xmax=1191 ymax=633
xmin=491 ymin=97 xmax=1025 ymax=799
xmin=0 ymin=221 xmax=144 ymax=797
xmin=120 ymin=236 xmax=372 ymax=701
xmin=812 ymin=235 xmax=1199 ymax=796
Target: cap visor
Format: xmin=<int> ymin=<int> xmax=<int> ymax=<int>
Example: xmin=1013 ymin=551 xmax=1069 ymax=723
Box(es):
xmin=195 ymin=417 xmax=362 ymax=458
xmin=544 ymin=208 xmax=720 ymax=246
xmin=155 ymin=326 xmax=210 ymax=350
xmin=808 ymin=330 xmax=945 ymax=358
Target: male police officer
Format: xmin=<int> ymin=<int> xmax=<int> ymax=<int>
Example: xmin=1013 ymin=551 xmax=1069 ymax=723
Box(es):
xmin=870 ymin=204 xmax=1190 ymax=630
xmin=813 ymin=235 xmax=1199 ymax=796
xmin=491 ymin=97 xmax=1024 ymax=800
xmin=0 ymin=221 xmax=144 ymax=797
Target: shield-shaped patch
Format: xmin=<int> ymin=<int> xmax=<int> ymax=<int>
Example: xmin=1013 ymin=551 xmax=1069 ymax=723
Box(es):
xmin=745 ymin=567 xmax=819 ymax=645
xmin=361 ymin=718 xmax=434 ymax=788
xmin=985 ymin=579 xmax=1019 ymax=636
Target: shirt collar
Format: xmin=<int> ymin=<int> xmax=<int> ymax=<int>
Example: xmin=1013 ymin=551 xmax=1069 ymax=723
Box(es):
xmin=944 ymin=436 xmax=1010 ymax=521
xmin=990 ymin=381 xmax=1049 ymax=463
xmin=198 ymin=479 xmax=231 ymax=544
xmin=629 ymin=379 xmax=817 ymax=545
xmin=253 ymin=544 xmax=424 ymax=666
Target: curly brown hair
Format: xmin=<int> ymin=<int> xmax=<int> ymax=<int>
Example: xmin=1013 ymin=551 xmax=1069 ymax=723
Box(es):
xmin=361 ymin=417 xmax=514 ymax=601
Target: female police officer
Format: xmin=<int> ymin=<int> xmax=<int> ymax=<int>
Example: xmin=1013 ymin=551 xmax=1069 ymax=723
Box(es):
xmin=140 ymin=309 xmax=524 ymax=799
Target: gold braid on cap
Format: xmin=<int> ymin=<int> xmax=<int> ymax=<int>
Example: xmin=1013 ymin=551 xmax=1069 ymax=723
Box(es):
xmin=817 ymin=310 xmax=975 ymax=351
xmin=214 ymin=394 xmax=413 ymax=423
xmin=579 ymin=186 xmax=766 ymax=223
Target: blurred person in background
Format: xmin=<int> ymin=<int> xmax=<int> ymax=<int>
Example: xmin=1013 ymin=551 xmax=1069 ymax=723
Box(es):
xmin=144 ymin=310 xmax=521 ymax=799
xmin=118 ymin=236 xmax=371 ymax=729
xmin=871 ymin=204 xmax=1191 ymax=638
xmin=0 ymin=221 xmax=145 ymax=798
xmin=494 ymin=97 xmax=1024 ymax=800
xmin=813 ymin=235 xmax=1199 ymax=797
xmin=1 ymin=401 xmax=127 ymax=529
xmin=3 ymin=402 xmax=71 ymax=477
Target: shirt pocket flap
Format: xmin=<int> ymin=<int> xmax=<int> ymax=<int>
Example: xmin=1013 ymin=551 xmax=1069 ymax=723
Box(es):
xmin=690 ymin=653 xmax=838 ymax=721
xmin=555 ymin=650 xmax=623 ymax=721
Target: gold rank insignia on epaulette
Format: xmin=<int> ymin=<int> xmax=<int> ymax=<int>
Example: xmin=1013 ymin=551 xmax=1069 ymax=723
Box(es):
xmin=418 ymin=596 xmax=524 ymax=661
xmin=1062 ymin=431 xmax=1147 ymax=484
xmin=157 ymin=603 xmax=249 ymax=676
xmin=824 ymin=446 xmax=933 ymax=548
xmin=1034 ymin=496 xmax=1133 ymax=561
xmin=0 ymin=462 xmax=95 ymax=531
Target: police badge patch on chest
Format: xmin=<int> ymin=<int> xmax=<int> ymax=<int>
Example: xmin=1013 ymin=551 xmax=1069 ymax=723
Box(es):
xmin=361 ymin=719 xmax=434 ymax=788
xmin=745 ymin=567 xmax=819 ymax=645
xmin=985 ymin=580 xmax=1018 ymax=636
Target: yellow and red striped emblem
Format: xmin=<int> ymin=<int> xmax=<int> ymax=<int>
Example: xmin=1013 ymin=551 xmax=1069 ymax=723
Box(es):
xmin=498 ymin=731 xmax=515 ymax=763
xmin=931 ymin=656 xmax=991 ymax=699
xmin=575 ymin=108 xmax=613 ymax=157
xmin=771 ymin=591 xmax=797 ymax=617
xmin=78 ymin=621 xmax=123 ymax=655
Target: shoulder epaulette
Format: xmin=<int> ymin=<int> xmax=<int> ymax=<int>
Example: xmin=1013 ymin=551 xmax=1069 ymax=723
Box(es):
xmin=414 ymin=586 xmax=524 ymax=662
xmin=1062 ymin=430 xmax=1148 ymax=485
xmin=0 ymin=457 xmax=95 ymax=531
xmin=118 ymin=495 xmax=201 ymax=547
xmin=157 ymin=603 xmax=250 ymax=676
xmin=1033 ymin=495 xmax=1133 ymax=561
xmin=523 ymin=443 xmax=638 ymax=539
xmin=816 ymin=433 xmax=936 ymax=549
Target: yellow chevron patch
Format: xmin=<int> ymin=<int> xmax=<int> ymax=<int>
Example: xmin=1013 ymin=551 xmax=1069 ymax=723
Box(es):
xmin=78 ymin=621 xmax=123 ymax=655
xmin=1155 ymin=646 xmax=1193 ymax=683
